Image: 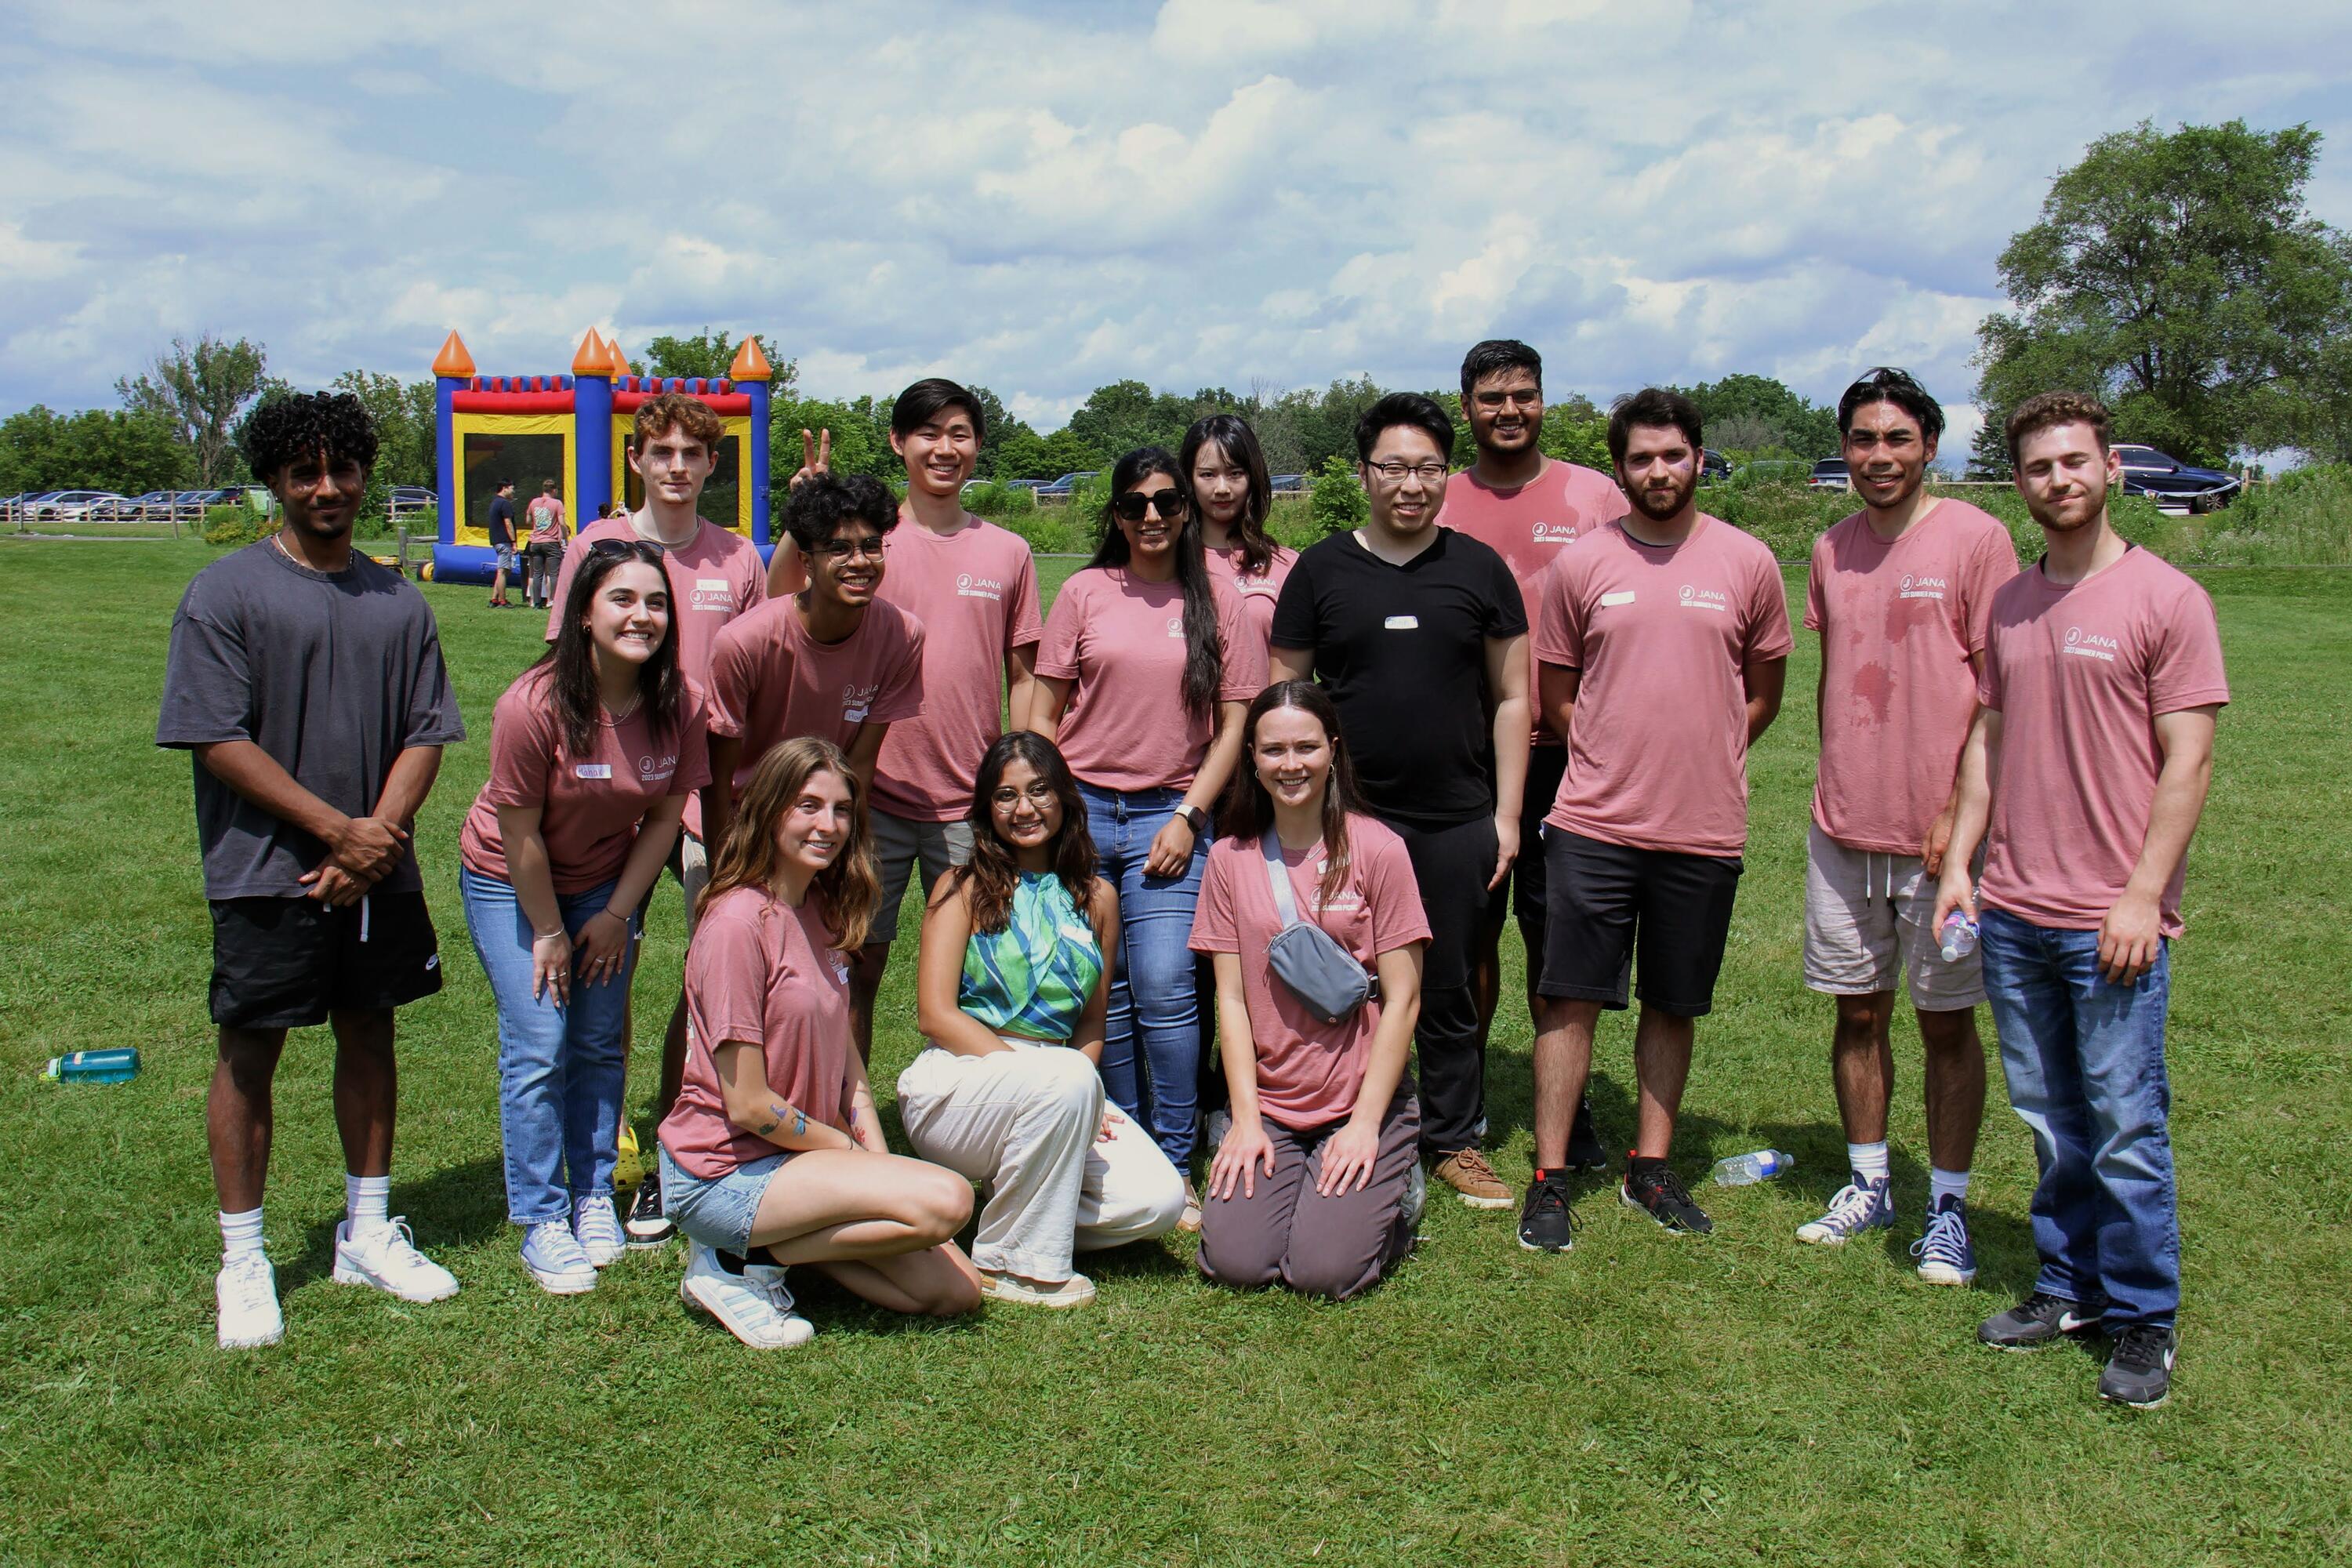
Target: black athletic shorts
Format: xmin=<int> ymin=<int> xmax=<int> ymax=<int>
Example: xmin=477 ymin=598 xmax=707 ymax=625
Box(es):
xmin=1486 ymin=744 xmax=1570 ymax=933
xmin=208 ymin=891 xmax=444 ymax=1029
xmin=1536 ymin=829 xmax=1743 ymax=1017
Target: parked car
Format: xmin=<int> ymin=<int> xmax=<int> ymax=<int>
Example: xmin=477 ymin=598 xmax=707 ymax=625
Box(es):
xmin=32 ymin=490 xmax=129 ymax=522
xmin=2113 ymin=445 xmax=2238 ymax=512
xmin=1035 ymin=470 xmax=1099 ymax=499
xmin=1001 ymin=477 xmax=1051 ymax=492
xmin=1700 ymin=449 xmax=1733 ymax=484
xmin=1268 ymin=473 xmax=1306 ymax=495
xmin=1806 ymin=458 xmax=1850 ymax=491
xmin=389 ymin=485 xmax=434 ymax=507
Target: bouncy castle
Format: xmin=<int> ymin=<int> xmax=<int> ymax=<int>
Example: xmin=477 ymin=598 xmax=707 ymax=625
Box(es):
xmin=428 ymin=328 xmax=775 ymax=584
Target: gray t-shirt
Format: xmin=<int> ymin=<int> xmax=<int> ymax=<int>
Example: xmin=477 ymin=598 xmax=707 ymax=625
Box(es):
xmin=157 ymin=540 xmax=467 ymax=899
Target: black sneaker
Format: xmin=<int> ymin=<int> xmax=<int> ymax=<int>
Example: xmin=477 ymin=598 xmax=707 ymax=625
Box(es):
xmin=2098 ymin=1324 xmax=2177 ymax=1408
xmin=1565 ymin=1095 xmax=1610 ymax=1174
xmin=1621 ymin=1161 xmax=1712 ymax=1234
xmin=624 ymin=1179 xmax=676 ymax=1247
xmin=1517 ymin=1172 xmax=1575 ymax=1253
xmin=1977 ymin=1291 xmax=2100 ymax=1351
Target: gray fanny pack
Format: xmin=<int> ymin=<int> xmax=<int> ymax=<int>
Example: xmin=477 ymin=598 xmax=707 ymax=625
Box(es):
xmin=1261 ymin=833 xmax=1378 ymax=1025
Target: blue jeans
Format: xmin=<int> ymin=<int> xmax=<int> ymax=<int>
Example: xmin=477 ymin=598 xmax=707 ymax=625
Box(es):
xmin=1980 ymin=906 xmax=2179 ymax=1329
xmin=1080 ymin=782 xmax=1208 ymax=1169
xmin=459 ymin=866 xmax=640 ymax=1225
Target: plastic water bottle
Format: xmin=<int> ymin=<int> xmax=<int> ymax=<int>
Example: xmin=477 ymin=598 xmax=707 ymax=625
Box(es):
xmin=44 ymin=1047 xmax=140 ymax=1083
xmin=1711 ymin=1149 xmax=1794 ymax=1187
xmin=1939 ymin=912 xmax=1980 ymax=964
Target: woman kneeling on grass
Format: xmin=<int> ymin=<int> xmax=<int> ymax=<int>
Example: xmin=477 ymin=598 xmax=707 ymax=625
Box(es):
xmin=1193 ymin=681 xmax=1429 ymax=1301
xmin=658 ymin=737 xmax=982 ymax=1347
xmin=459 ymin=539 xmax=707 ymax=1294
xmin=900 ymin=732 xmax=1187 ymax=1309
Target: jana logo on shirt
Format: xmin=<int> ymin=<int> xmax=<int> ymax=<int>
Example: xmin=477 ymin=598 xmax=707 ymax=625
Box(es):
xmin=2062 ymin=625 xmax=2120 ymax=663
xmin=840 ymin=681 xmax=880 ymax=722
xmin=1530 ymin=521 xmax=1580 ymax=545
xmin=690 ymin=578 xmax=735 ymax=613
xmin=1898 ymin=572 xmax=1950 ymax=601
xmin=1679 ymin=583 xmax=1730 ymax=613
xmin=637 ymin=752 xmax=678 ymax=781
xmin=955 ymin=572 xmax=1005 ymax=601
xmin=1166 ymin=615 xmax=1185 ymax=638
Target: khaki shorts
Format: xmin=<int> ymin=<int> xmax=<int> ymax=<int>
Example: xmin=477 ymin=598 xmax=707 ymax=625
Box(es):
xmin=1802 ymin=822 xmax=1984 ymax=1011
xmin=868 ymin=810 xmax=974 ymax=946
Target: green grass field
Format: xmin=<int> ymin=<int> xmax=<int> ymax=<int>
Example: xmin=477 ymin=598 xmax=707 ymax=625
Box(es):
xmin=2 ymin=539 xmax=2347 ymax=1566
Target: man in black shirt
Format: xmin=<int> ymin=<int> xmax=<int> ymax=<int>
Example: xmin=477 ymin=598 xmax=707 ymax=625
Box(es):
xmin=158 ymin=392 xmax=470 ymax=1349
xmin=1270 ymin=393 xmax=1530 ymax=1211
xmin=485 ymin=479 xmax=517 ymax=607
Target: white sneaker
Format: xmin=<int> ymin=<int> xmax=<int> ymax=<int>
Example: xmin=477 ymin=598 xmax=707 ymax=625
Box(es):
xmin=520 ymin=1219 xmax=598 ymax=1294
xmin=573 ymin=1195 xmax=626 ymax=1268
xmin=980 ymin=1269 xmax=1097 ymax=1308
xmin=742 ymin=1259 xmax=817 ymax=1341
xmin=216 ymin=1254 xmax=284 ymax=1349
xmin=332 ymin=1217 xmax=461 ymax=1302
xmin=681 ymin=1243 xmax=814 ymax=1348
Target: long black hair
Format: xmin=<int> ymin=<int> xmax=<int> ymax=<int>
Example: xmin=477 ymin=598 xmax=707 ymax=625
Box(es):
xmin=1178 ymin=414 xmax=1275 ymax=577
xmin=1089 ymin=445 xmax=1223 ymax=715
xmin=1220 ymin=681 xmax=1364 ymax=909
xmin=540 ymin=540 xmax=684 ymax=758
xmin=950 ymin=731 xmax=1098 ymax=935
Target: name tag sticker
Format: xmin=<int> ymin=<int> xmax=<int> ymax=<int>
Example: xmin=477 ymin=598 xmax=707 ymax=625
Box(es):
xmin=1384 ymin=615 xmax=1419 ymax=630
xmin=1600 ymin=591 xmax=1636 ymax=606
xmin=575 ymin=764 xmax=613 ymax=779
xmin=695 ymin=578 xmax=726 ymax=590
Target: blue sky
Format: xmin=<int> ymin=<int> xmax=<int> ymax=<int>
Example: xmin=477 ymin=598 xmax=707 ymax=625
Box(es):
xmin=4 ymin=0 xmax=2348 ymax=453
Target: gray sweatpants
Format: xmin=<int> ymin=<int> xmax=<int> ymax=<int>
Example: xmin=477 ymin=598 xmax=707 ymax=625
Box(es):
xmin=1196 ymin=1092 xmax=1420 ymax=1301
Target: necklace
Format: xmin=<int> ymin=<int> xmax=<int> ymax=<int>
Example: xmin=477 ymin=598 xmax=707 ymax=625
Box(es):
xmin=603 ymin=690 xmax=643 ymax=724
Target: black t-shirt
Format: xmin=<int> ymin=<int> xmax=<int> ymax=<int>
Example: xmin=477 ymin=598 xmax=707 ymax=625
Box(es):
xmin=157 ymin=541 xmax=468 ymax=898
xmin=1269 ymin=528 xmax=1526 ymax=828
xmin=486 ymin=495 xmax=516 ymax=546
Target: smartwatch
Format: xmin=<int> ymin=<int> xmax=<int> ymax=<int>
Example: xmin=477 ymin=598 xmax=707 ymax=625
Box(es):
xmin=1179 ymin=805 xmax=1210 ymax=836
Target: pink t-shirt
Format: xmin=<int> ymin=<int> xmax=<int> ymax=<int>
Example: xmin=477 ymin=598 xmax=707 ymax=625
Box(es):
xmin=1442 ymin=459 xmax=1630 ymax=745
xmin=1189 ymin=814 xmax=1430 ymax=1131
xmin=1203 ymin=542 xmax=1298 ymax=657
xmin=1806 ymin=501 xmax=2020 ymax=855
xmin=1977 ymin=547 xmax=2227 ymax=936
xmin=659 ymin=885 xmax=857 ymax=1180
xmin=1535 ymin=516 xmax=1795 ymax=856
xmin=706 ymin=597 xmax=926 ymax=787
xmin=870 ymin=515 xmax=1044 ymax=822
xmin=459 ymin=666 xmax=712 ymax=891
xmin=456 ymin=667 xmax=706 ymax=893
xmin=525 ymin=495 xmax=567 ymax=546
xmin=1035 ymin=567 xmax=1269 ymax=792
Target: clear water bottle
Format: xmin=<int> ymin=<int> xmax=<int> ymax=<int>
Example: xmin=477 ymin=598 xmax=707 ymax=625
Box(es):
xmin=1711 ymin=1149 xmax=1794 ymax=1187
xmin=44 ymin=1047 xmax=140 ymax=1083
xmin=1939 ymin=912 xmax=1980 ymax=964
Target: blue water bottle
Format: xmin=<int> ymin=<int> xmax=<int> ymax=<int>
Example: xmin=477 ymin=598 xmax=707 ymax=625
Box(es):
xmin=44 ymin=1047 xmax=140 ymax=1083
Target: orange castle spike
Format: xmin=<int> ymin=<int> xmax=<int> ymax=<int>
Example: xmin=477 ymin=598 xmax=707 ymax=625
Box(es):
xmin=572 ymin=330 xmax=614 ymax=376
xmin=728 ymin=335 xmax=774 ymax=383
xmin=602 ymin=332 xmax=630 ymax=377
xmin=431 ymin=331 xmax=475 ymax=379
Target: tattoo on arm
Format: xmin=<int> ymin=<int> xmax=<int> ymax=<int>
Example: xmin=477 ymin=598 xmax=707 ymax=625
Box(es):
xmin=753 ymin=1105 xmax=780 ymax=1136
xmin=793 ymin=1108 xmax=808 ymax=1138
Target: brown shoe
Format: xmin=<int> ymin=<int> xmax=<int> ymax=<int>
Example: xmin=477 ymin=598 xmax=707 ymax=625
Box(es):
xmin=1432 ymin=1148 xmax=1513 ymax=1210
xmin=1176 ymin=1181 xmax=1203 ymax=1233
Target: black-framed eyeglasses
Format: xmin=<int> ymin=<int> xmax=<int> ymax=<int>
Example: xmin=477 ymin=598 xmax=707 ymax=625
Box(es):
xmin=1113 ymin=490 xmax=1188 ymax=522
xmin=587 ymin=537 xmax=665 ymax=561
xmin=811 ymin=535 xmax=886 ymax=560
xmin=1365 ymin=460 xmax=1449 ymax=485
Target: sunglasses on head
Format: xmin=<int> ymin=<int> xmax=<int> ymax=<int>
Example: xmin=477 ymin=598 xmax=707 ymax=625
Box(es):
xmin=587 ymin=538 xmax=665 ymax=561
xmin=1113 ymin=490 xmax=1188 ymax=522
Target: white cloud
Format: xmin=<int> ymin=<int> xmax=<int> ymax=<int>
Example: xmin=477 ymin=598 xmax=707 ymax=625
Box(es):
xmin=1 ymin=0 xmax=2348 ymax=428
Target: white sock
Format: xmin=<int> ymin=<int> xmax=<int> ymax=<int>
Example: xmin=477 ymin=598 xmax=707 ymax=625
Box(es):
xmin=347 ymin=1174 xmax=391 ymax=1238
xmin=1847 ymin=1142 xmax=1891 ymax=1185
xmin=1929 ymin=1167 xmax=1971 ymax=1209
xmin=220 ymin=1207 xmax=266 ymax=1264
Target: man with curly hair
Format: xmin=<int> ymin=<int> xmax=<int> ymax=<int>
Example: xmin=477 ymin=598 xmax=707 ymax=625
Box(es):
xmin=158 ymin=391 xmax=470 ymax=1349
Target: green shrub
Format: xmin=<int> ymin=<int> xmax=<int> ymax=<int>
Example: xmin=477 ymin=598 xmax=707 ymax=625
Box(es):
xmin=2169 ymin=464 xmax=2352 ymax=565
xmin=996 ymin=509 xmax=1092 ymax=555
xmin=961 ymin=481 xmax=1037 ymax=521
xmin=203 ymin=506 xmax=264 ymax=546
xmin=1265 ymin=496 xmax=1319 ymax=552
xmin=1309 ymin=456 xmax=1367 ymax=536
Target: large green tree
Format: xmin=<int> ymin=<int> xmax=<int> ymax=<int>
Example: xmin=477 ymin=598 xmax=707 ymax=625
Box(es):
xmin=642 ymin=328 xmax=799 ymax=397
xmin=0 ymin=405 xmax=186 ymax=495
xmin=1670 ymin=374 xmax=1839 ymax=460
xmin=115 ymin=333 xmax=269 ymax=485
xmin=1975 ymin=120 xmax=2352 ymax=467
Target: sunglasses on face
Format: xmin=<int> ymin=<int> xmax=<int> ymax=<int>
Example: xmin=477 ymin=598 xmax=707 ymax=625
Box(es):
xmin=587 ymin=538 xmax=665 ymax=561
xmin=1113 ymin=490 xmax=1187 ymax=522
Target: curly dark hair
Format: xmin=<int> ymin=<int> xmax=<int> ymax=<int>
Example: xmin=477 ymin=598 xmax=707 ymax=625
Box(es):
xmin=782 ymin=473 xmax=902 ymax=554
xmin=238 ymin=391 xmax=379 ymax=484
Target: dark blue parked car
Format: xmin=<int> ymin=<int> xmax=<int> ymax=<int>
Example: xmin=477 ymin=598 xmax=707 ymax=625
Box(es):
xmin=2114 ymin=445 xmax=2238 ymax=512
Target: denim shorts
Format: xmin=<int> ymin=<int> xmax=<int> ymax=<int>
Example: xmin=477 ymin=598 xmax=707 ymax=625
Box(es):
xmin=659 ymin=1143 xmax=787 ymax=1254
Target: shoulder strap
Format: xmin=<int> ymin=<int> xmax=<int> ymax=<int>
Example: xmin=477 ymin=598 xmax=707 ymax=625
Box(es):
xmin=1261 ymin=832 xmax=1305 ymax=926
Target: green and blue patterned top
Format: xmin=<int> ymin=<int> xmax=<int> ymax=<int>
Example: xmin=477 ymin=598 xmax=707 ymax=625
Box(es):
xmin=959 ymin=871 xmax=1104 ymax=1042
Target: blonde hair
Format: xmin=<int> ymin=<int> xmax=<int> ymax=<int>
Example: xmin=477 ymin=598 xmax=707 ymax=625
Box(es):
xmin=699 ymin=737 xmax=878 ymax=952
